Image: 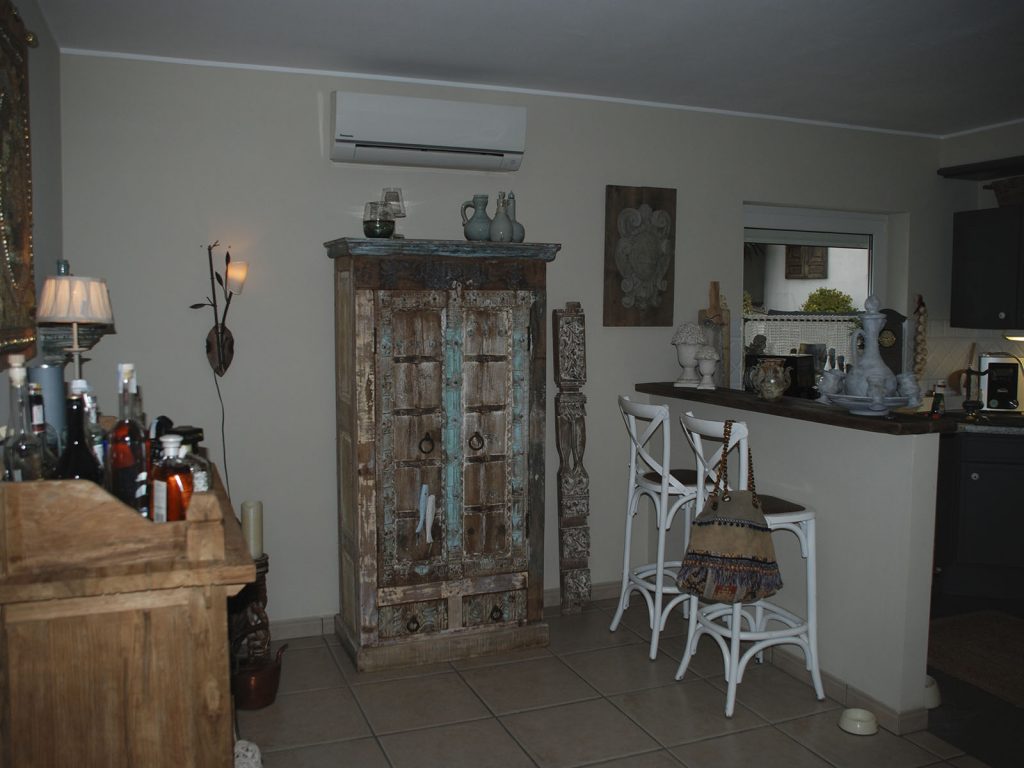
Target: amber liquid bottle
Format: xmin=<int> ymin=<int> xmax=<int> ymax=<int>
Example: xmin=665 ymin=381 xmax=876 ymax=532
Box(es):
xmin=107 ymin=364 xmax=149 ymax=518
xmin=150 ymin=434 xmax=193 ymax=523
xmin=55 ymin=394 xmax=103 ymax=483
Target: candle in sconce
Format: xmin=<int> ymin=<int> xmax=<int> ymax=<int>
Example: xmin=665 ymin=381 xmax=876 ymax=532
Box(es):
xmin=240 ymin=500 xmax=264 ymax=559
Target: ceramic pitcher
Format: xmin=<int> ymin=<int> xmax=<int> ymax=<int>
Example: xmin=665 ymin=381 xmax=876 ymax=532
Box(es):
xmin=750 ymin=357 xmax=791 ymax=401
xmin=461 ymin=194 xmax=492 ymax=241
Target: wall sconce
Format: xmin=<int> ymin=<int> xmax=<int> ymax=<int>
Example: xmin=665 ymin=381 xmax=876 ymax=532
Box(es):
xmin=37 ymin=274 xmax=115 ymax=379
xmin=191 ymin=241 xmax=248 ymax=376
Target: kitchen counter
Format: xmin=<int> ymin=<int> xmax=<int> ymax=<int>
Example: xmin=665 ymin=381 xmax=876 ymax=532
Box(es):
xmin=635 ymin=382 xmax=959 ymax=435
xmin=637 ymin=383 xmax=943 ymax=733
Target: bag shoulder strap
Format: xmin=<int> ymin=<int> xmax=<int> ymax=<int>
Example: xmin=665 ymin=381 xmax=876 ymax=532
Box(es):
xmin=709 ymin=419 xmax=759 ymax=507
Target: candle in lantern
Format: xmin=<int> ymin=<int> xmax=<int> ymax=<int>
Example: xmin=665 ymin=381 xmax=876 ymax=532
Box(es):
xmin=240 ymin=500 xmax=263 ymax=558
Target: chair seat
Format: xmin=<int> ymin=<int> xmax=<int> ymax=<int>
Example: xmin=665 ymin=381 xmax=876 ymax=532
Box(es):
xmin=642 ymin=468 xmax=699 ymax=486
xmin=758 ymin=494 xmax=806 ymax=515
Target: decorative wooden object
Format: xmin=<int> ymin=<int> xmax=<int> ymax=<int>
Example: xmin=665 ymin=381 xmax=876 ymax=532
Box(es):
xmin=697 ymin=281 xmax=731 ymax=388
xmin=0 ymin=466 xmax=254 ymax=767
xmin=603 ymin=185 xmax=676 ymax=327
xmin=0 ymin=1 xmax=38 ymax=355
xmin=553 ymin=302 xmax=591 ymax=614
xmin=326 ymin=238 xmax=558 ymax=670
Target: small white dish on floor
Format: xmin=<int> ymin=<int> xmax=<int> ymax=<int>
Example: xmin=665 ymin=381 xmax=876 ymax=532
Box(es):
xmin=838 ymin=708 xmax=878 ymax=735
xmin=924 ymin=675 xmax=941 ymax=709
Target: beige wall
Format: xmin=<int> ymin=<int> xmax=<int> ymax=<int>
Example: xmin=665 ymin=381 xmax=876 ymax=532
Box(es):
xmin=58 ymin=53 xmax=988 ymax=623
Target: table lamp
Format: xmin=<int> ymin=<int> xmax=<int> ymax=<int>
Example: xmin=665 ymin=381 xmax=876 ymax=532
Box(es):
xmin=36 ymin=275 xmax=115 ymax=380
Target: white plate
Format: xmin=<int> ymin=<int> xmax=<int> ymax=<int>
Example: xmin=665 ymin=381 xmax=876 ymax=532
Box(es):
xmin=826 ymin=393 xmax=910 ymax=416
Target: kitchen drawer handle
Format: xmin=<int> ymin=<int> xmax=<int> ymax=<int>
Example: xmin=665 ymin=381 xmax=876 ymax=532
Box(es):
xmin=970 ymin=472 xmax=980 ymax=481
xmin=468 ymin=431 xmax=485 ymax=451
xmin=419 ymin=433 xmax=435 ymax=455
xmin=406 ymin=616 xmax=421 ymax=633
xmin=489 ymin=605 xmax=504 ymax=622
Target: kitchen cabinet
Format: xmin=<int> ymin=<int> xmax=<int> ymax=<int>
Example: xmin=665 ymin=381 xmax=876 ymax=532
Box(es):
xmin=0 ymin=468 xmax=254 ymax=767
xmin=325 ymin=238 xmax=558 ymax=670
xmin=950 ymin=205 xmax=1024 ymax=328
xmin=934 ymin=431 xmax=1024 ymax=598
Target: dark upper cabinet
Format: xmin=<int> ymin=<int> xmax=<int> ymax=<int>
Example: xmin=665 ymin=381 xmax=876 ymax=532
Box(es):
xmin=950 ymin=205 xmax=1024 ymax=328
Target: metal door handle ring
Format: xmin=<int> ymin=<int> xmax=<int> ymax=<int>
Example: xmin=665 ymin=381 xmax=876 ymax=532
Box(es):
xmin=419 ymin=433 xmax=435 ymax=454
xmin=468 ymin=431 xmax=485 ymax=451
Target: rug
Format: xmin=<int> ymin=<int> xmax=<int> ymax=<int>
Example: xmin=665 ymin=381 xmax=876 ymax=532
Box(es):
xmin=928 ymin=611 xmax=1024 ymax=707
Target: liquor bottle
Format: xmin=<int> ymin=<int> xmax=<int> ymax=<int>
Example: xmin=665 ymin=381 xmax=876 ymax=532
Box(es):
xmin=107 ymin=364 xmax=149 ymax=518
xmin=27 ymin=382 xmax=59 ymax=476
xmin=3 ymin=355 xmax=45 ymax=481
xmin=69 ymin=379 xmax=107 ymax=468
xmin=173 ymin=426 xmax=210 ymax=493
xmin=55 ymin=394 xmax=103 ymax=483
xmin=150 ymin=434 xmax=193 ymax=523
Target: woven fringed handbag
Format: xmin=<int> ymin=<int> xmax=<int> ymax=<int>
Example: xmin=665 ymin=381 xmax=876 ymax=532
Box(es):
xmin=676 ymin=420 xmax=783 ymax=603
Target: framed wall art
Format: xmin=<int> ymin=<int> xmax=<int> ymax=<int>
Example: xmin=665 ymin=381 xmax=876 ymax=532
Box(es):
xmin=603 ymin=185 xmax=676 ymax=327
xmin=0 ymin=1 xmax=37 ymax=355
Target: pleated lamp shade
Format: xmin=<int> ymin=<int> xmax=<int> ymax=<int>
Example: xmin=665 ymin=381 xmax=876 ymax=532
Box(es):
xmin=37 ymin=275 xmax=114 ymax=325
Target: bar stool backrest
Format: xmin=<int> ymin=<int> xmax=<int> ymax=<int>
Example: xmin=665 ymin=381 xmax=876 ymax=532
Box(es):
xmin=680 ymin=412 xmax=751 ymax=506
xmin=618 ymin=396 xmax=689 ymax=496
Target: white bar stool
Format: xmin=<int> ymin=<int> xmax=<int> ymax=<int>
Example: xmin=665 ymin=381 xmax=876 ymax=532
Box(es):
xmin=675 ymin=412 xmax=825 ymax=716
xmin=610 ymin=396 xmax=699 ymax=659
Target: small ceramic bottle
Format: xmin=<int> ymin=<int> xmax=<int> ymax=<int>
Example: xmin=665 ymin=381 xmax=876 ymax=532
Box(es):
xmin=508 ymin=192 xmax=525 ymax=243
xmin=489 ymin=192 xmax=513 ymax=242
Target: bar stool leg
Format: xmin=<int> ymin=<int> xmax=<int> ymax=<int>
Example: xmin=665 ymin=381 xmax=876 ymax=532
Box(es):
xmin=609 ymin=492 xmax=638 ymax=632
xmin=805 ymin=518 xmax=825 ymax=699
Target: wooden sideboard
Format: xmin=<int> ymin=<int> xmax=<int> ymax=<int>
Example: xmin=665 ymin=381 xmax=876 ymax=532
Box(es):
xmin=0 ymin=468 xmax=254 ymax=767
xmin=326 ymin=238 xmax=558 ymax=670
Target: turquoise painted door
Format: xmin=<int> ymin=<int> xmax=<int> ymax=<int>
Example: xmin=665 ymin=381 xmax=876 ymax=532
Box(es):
xmin=376 ymin=287 xmax=534 ymax=600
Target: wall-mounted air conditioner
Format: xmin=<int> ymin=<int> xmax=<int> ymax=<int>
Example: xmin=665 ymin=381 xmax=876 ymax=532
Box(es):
xmin=330 ymin=91 xmax=526 ymax=172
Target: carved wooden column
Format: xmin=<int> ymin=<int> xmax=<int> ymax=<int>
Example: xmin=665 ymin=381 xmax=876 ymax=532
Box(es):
xmin=553 ymin=302 xmax=591 ymax=614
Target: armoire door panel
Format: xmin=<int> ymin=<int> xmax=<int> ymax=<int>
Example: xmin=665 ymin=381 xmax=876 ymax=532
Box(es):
xmin=393 ymin=361 xmax=443 ymax=410
xmin=463 ymin=360 xmax=510 ymax=408
xmin=464 ymin=459 xmax=508 ymax=507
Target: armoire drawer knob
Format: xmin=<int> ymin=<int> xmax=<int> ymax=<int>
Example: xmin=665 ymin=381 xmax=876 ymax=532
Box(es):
xmin=406 ymin=616 xmax=421 ymax=633
xmin=489 ymin=605 xmax=504 ymax=622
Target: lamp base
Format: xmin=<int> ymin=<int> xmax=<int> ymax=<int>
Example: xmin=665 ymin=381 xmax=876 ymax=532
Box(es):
xmin=206 ymin=324 xmax=235 ymax=376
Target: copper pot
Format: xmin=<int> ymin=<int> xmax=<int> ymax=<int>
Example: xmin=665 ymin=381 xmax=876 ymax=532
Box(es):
xmin=232 ymin=644 xmax=287 ymax=710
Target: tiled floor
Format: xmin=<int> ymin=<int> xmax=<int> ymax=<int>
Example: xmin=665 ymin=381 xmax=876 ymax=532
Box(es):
xmin=239 ymin=600 xmax=986 ymax=768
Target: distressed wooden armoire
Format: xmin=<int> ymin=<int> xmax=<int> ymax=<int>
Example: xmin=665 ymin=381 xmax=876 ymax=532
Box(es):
xmin=326 ymin=238 xmax=559 ymax=670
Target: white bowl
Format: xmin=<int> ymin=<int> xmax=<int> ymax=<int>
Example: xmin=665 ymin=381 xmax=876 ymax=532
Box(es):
xmin=838 ymin=708 xmax=878 ymax=736
xmin=924 ymin=675 xmax=941 ymax=709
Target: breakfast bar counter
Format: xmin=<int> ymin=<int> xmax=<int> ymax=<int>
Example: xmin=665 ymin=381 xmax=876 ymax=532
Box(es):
xmin=636 ymin=383 xmax=942 ymax=733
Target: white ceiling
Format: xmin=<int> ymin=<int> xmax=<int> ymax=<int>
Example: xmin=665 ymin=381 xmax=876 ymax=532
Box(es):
xmin=33 ymin=0 xmax=1024 ymax=137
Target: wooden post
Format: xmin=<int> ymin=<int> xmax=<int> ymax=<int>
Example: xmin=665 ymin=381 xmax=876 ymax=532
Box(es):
xmin=698 ymin=281 xmax=731 ymax=387
xmin=552 ymin=302 xmax=591 ymax=614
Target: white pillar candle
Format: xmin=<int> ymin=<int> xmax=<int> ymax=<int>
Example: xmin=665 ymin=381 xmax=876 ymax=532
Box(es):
xmin=240 ymin=500 xmax=264 ymax=558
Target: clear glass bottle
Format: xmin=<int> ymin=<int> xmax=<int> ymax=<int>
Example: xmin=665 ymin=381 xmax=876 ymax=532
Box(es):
xmin=55 ymin=394 xmax=103 ymax=483
xmin=150 ymin=434 xmax=193 ymax=523
xmin=70 ymin=379 xmax=107 ymax=468
xmin=175 ymin=427 xmax=210 ymax=493
xmin=3 ymin=355 xmax=45 ymax=481
xmin=107 ymin=364 xmax=149 ymax=518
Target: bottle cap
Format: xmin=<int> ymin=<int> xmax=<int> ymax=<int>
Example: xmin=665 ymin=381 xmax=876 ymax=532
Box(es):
xmin=160 ymin=433 xmax=185 ymax=459
xmin=7 ymin=353 xmax=25 ymax=367
xmin=9 ymin=367 xmax=26 ymax=386
xmin=70 ymin=378 xmax=89 ymax=394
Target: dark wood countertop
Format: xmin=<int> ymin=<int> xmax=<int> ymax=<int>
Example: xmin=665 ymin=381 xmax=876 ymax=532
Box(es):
xmin=635 ymin=382 xmax=960 ymax=436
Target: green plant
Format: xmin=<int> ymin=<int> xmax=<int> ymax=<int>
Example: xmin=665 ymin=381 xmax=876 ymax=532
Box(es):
xmin=801 ymin=287 xmax=855 ymax=313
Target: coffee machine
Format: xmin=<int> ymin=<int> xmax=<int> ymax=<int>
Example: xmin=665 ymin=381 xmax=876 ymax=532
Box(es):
xmin=979 ymin=353 xmax=1023 ymax=412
